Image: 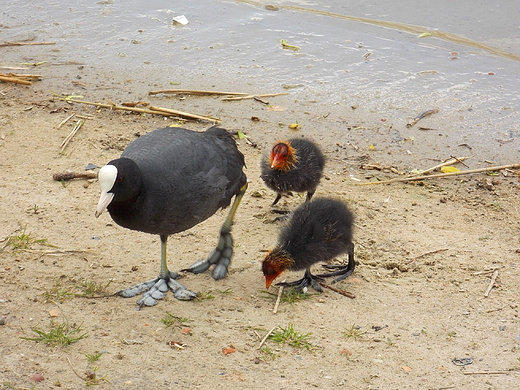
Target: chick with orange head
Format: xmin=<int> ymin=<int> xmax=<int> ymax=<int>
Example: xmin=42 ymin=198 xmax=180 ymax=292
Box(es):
xmin=262 ymin=198 xmax=355 ymax=292
xmin=260 ymin=139 xmax=325 ymax=206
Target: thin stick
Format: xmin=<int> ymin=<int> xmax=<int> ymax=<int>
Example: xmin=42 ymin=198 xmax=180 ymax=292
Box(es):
xmin=0 ymin=41 xmax=56 ymax=47
xmin=357 ymin=163 xmax=520 ymax=186
xmin=66 ymin=357 xmax=86 ymax=381
xmin=222 ymin=92 xmax=288 ymax=101
xmin=484 ymin=269 xmax=499 ymax=297
xmin=149 ymin=105 xmax=219 ymax=122
xmin=407 ymin=109 xmax=439 ymax=128
xmin=60 ymin=119 xmax=85 ymax=152
xmin=463 ymin=371 xmax=510 ymax=375
xmin=0 ymin=75 xmax=32 ymax=85
xmin=419 ymin=156 xmax=471 ymax=175
xmin=60 ymin=98 xmax=218 ymax=121
xmin=408 ymin=248 xmax=449 ymax=263
xmin=55 ymin=114 xmax=75 ymax=129
xmin=257 ymin=326 xmax=277 ymax=349
xmin=149 ymin=89 xmax=248 ymax=96
xmin=319 ymin=282 xmax=355 ymax=298
xmin=273 ymin=280 xmax=285 ymax=314
xmin=53 ymin=171 xmax=98 ymax=181
xmin=0 ymin=73 xmax=42 ymax=80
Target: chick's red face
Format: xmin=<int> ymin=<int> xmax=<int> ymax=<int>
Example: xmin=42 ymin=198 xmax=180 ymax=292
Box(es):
xmin=262 ymin=250 xmax=294 ymax=289
xmin=262 ymin=260 xmax=281 ymax=289
xmin=270 ymin=142 xmax=295 ymax=171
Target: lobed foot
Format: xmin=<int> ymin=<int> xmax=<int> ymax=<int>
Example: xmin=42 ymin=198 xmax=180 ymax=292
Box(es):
xmin=182 ymin=228 xmax=233 ymax=280
xmin=318 ymin=264 xmax=355 ymax=283
xmin=276 ymin=269 xmax=325 ymax=292
xmin=116 ymin=271 xmax=197 ymax=307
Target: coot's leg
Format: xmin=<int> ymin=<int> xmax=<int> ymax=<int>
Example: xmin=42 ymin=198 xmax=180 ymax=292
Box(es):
xmin=305 ymin=189 xmax=316 ymax=202
xmin=116 ymin=234 xmax=197 ymax=307
xmin=276 ymin=269 xmax=325 ymax=292
xmin=183 ymin=182 xmax=248 ymax=280
xmin=318 ymin=243 xmax=355 ymax=283
xmin=272 ymin=192 xmax=282 ymax=206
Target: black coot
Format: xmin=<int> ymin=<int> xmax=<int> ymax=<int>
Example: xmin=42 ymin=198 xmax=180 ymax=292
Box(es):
xmin=96 ymin=126 xmax=247 ymax=307
xmin=262 ymin=198 xmax=355 ymax=292
xmin=260 ymin=139 xmax=325 ymax=206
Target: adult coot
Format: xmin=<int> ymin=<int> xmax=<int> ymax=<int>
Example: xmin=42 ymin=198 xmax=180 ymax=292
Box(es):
xmin=262 ymin=198 xmax=355 ymax=292
xmin=96 ymin=126 xmax=247 ymax=307
xmin=260 ymin=139 xmax=325 ymax=206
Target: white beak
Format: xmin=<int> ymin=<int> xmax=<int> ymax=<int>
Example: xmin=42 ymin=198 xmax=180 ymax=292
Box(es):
xmin=95 ymin=164 xmax=118 ymax=217
xmin=95 ymin=191 xmax=115 ymax=218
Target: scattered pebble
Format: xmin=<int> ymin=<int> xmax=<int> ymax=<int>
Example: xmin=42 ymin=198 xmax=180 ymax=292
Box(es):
xmin=30 ymin=373 xmax=45 ymax=383
xmin=0 ymin=316 xmax=5 ymax=325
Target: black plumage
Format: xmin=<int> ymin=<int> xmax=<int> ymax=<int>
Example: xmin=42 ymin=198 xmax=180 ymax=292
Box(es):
xmin=262 ymin=198 xmax=355 ymax=291
xmin=260 ymin=138 xmax=325 ymax=205
xmin=95 ymin=126 xmax=247 ymax=307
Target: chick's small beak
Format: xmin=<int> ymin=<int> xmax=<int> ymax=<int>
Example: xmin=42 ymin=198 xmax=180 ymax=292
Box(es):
xmin=270 ymin=155 xmax=283 ymax=169
xmin=264 ymin=272 xmax=281 ymax=289
xmin=95 ymin=191 xmax=114 ymax=218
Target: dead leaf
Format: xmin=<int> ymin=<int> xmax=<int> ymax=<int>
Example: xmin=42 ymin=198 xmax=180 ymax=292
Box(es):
xmin=440 ymin=166 xmax=460 ymax=173
xmin=181 ymin=327 xmax=192 ymax=335
xmin=222 ymin=346 xmax=236 ymax=355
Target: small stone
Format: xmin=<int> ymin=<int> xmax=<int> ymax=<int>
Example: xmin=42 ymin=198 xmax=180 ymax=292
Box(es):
xmin=30 ymin=373 xmax=45 ymax=383
xmin=0 ymin=316 xmax=6 ymax=325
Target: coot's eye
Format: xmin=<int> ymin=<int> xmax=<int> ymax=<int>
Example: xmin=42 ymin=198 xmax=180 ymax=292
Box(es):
xmin=117 ymin=177 xmax=123 ymax=183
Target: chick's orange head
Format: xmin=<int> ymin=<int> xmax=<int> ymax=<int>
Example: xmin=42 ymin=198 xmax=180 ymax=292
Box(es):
xmin=262 ymin=249 xmax=295 ymax=289
xmin=270 ymin=141 xmax=297 ymax=171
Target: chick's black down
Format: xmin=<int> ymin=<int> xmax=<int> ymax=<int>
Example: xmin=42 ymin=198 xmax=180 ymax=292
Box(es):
xmin=260 ymin=138 xmax=325 ymax=195
xmin=106 ymin=126 xmax=246 ymax=235
xmin=278 ymin=198 xmax=353 ymax=271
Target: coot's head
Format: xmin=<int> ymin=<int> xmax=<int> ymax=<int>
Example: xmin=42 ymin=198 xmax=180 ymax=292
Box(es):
xmin=269 ymin=141 xmax=297 ymax=171
xmin=95 ymin=158 xmax=141 ymax=217
xmin=262 ymin=249 xmax=295 ymax=288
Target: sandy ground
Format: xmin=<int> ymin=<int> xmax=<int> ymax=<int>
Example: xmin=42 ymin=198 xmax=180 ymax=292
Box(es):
xmin=1 ymin=81 xmax=520 ymax=390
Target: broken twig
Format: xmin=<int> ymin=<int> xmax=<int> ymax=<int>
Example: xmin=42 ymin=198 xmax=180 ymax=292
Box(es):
xmin=419 ymin=156 xmax=471 ymax=175
xmin=148 ymin=89 xmax=248 ymax=96
xmin=358 ymin=163 xmax=520 ymax=186
xmin=407 ymin=109 xmax=439 ymax=127
xmin=55 ymin=114 xmax=75 ymax=129
xmin=319 ymin=282 xmax=355 ymax=299
xmin=148 ymin=105 xmax=219 ymax=122
xmin=53 ymin=171 xmax=98 ymax=181
xmin=60 ymin=119 xmax=85 ymax=153
xmin=408 ymin=248 xmax=449 ymax=263
xmin=257 ymin=326 xmax=277 ymax=349
xmin=222 ymin=92 xmax=288 ymax=101
xmin=484 ymin=269 xmax=499 ymax=297
xmin=59 ymin=98 xmax=219 ymax=122
xmin=273 ymin=280 xmax=285 ymax=314
xmin=0 ymin=41 xmax=56 ymax=47
xmin=0 ymin=75 xmax=32 ymax=85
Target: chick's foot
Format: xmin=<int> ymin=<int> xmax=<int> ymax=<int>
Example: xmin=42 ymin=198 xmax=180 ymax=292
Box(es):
xmin=276 ymin=269 xmax=325 ymax=292
xmin=182 ymin=228 xmax=233 ymax=280
xmin=116 ymin=271 xmax=197 ymax=307
xmin=318 ymin=264 xmax=355 ymax=283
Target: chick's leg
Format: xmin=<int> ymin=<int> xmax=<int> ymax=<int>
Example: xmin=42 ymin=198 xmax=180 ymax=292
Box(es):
xmin=116 ymin=234 xmax=197 ymax=307
xmin=183 ymin=182 xmax=247 ymax=280
xmin=318 ymin=243 xmax=355 ymax=283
